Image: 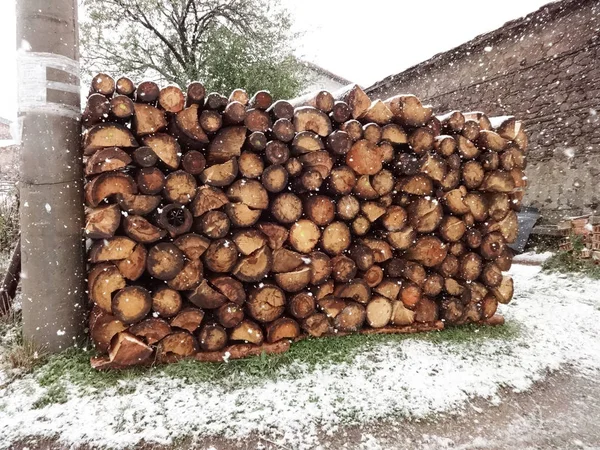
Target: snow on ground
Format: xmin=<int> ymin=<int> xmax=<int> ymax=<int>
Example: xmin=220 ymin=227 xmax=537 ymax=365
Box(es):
xmin=1 ymin=265 xmax=600 ymax=449
xmin=512 ymin=251 xmax=554 ymax=264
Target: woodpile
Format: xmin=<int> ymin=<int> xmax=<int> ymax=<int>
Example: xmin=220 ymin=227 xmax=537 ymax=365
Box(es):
xmin=83 ymin=74 xmax=526 ymax=369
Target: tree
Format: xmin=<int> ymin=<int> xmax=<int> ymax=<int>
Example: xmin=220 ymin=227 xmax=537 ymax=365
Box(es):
xmin=80 ymin=0 xmax=307 ymax=99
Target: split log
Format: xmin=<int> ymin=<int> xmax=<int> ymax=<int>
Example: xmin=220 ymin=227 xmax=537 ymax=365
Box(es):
xmin=170 ymin=308 xmax=205 ymax=333
xmin=156 ymin=331 xmax=199 ymax=363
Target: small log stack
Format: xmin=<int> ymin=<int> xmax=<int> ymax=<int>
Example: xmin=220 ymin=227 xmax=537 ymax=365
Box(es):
xmin=83 ymin=74 xmax=526 ymax=369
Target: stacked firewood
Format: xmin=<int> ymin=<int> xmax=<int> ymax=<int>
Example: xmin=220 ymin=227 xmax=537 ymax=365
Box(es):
xmin=83 ymin=73 xmax=527 ymax=369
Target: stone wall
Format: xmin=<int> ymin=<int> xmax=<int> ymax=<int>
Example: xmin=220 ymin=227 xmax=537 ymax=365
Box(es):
xmin=366 ymin=0 xmax=600 ymax=223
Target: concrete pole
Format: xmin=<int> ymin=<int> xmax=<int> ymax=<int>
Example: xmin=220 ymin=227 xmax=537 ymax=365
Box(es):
xmin=16 ymin=0 xmax=86 ymax=352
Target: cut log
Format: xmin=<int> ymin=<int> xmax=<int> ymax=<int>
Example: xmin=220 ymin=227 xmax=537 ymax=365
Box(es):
xmin=203 ymin=238 xmax=238 ymax=273
xmin=199 ymin=158 xmax=239 ymax=187
xmin=142 ymin=133 xmax=181 ymax=170
xmin=480 ymin=232 xmax=506 ymax=260
xmin=167 ymin=258 xmax=203 ymax=291
xmin=156 ymin=331 xmax=199 ymax=363
xmin=83 ymin=93 xmax=110 ymax=125
xmin=366 ymin=296 xmax=393 ymax=328
xmin=225 ymin=203 xmax=262 ymax=227
xmin=230 ymin=320 xmax=264 ymax=345
xmin=85 ymin=204 xmax=121 ymax=239
xmin=335 ymin=84 xmax=371 ymax=119
xmin=337 ymin=195 xmax=360 ymax=221
xmin=198 ymin=324 xmax=228 ymax=351
xmin=262 ymin=164 xmax=289 ymax=193
xmin=174 ymin=233 xmax=210 ymax=260
xmin=407 ymin=236 xmax=447 ymax=267
xmin=116 ymin=77 xmax=136 ymax=98
xmin=136 ymin=167 xmax=166 ymax=195
xmin=157 ymin=204 xmax=193 ymax=237
xmin=271 ymin=192 xmax=303 ymax=224
xmin=266 ymin=317 xmax=300 ymax=343
xmin=146 ymin=243 xmax=185 ymax=280
xmin=335 ymin=278 xmax=372 ymax=304
xmin=83 ymin=123 xmax=138 ymax=154
xmin=321 ymin=221 xmax=351 ymax=255
xmin=179 ymin=84 xmax=201 ymax=107
xmin=302 ymin=313 xmax=330 ymax=337
xmin=152 ymin=286 xmax=183 ymax=318
xmin=123 ymin=214 xmax=166 ymax=243
xmin=245 ymin=108 xmax=272 ymax=133
xmin=275 ymin=266 xmax=312 ymax=292
xmin=480 ymin=171 xmax=516 ymax=193
xmin=398 ymin=174 xmax=433 ymax=196
xmin=238 ymin=151 xmax=265 ymax=179
xmin=384 ymin=94 xmax=432 ymax=127
xmin=136 ymin=81 xmax=160 ymax=104
xmin=91 ymin=332 xmax=153 ymax=369
xmin=90 ymin=73 xmax=115 ymax=97
xmin=210 ymin=276 xmax=246 ymax=305
xmin=88 ymin=263 xmax=126 ymax=313
xmin=334 ymin=302 xmax=366 ymax=332
xmin=217 ymin=302 xmax=245 ymax=328
xmin=309 ymin=251 xmax=332 ymax=285
xmin=199 ymin=109 xmax=223 ymax=133
xmin=331 ymin=100 xmax=352 ymax=123
xmin=133 ymin=103 xmax=167 ymax=136
xmin=346 ymin=139 xmax=382 ymax=175
xmin=408 ymin=197 xmax=443 ymax=233
xmin=132 ymin=146 xmax=158 ymax=168
xmin=90 ymin=310 xmax=128 ymax=353
xmin=362 ymin=265 xmax=384 ymax=287
xmin=289 ymin=219 xmax=321 ymax=254
xmin=117 ymin=193 xmax=161 ymax=215
xmin=491 ymin=275 xmax=514 ymax=304
xmin=289 ymin=292 xmax=316 ymax=320
xmin=158 ymin=85 xmax=186 ymax=113
xmin=458 ymin=252 xmax=483 ymax=281
xmin=247 ymin=284 xmax=286 ymax=323
xmin=267 ymin=99 xmax=294 ymax=120
xmin=182 ymin=150 xmax=207 ymax=175
xmin=89 ymin=236 xmax=136 ymax=262
xmin=112 ymin=286 xmax=152 ymax=324
xmin=294 ymin=106 xmax=333 ymax=136
xmin=130 ymin=319 xmax=172 ymax=345
xmin=188 ymin=279 xmax=227 ymax=309
xmin=170 ymin=307 xmax=205 ymax=333
xmin=85 ymin=172 xmax=137 ymax=207
xmin=414 ymin=297 xmax=438 ymax=323
xmin=207 ymin=126 xmax=246 ymax=165
xmin=115 ymin=243 xmax=147 ymax=281
xmin=171 ymin=104 xmax=209 ymax=149
xmin=233 ymin=245 xmax=273 ymax=282
xmin=272 ymin=118 xmax=295 ymax=142
xmin=229 ymin=88 xmax=249 ymax=105
xmin=197 ymin=210 xmax=230 ymax=239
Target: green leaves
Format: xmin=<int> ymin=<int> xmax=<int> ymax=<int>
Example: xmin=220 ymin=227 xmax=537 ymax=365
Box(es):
xmin=80 ymin=0 xmax=306 ymax=100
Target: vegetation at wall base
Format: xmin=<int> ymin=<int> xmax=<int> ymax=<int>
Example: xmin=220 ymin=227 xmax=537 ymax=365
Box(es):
xmin=542 ymin=235 xmax=600 ymax=279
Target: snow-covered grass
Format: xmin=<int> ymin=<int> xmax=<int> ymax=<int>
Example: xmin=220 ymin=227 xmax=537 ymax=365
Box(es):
xmin=1 ymin=264 xmax=600 ymax=449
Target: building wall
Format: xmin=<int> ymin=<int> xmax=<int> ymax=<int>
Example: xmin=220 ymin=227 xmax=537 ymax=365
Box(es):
xmin=0 ymin=123 xmax=11 ymax=140
xmin=367 ymin=0 xmax=600 ymax=223
xmin=301 ymin=70 xmax=349 ymax=95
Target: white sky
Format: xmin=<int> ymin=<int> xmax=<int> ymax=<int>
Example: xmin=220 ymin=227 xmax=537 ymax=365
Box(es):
xmin=0 ymin=0 xmax=552 ymax=122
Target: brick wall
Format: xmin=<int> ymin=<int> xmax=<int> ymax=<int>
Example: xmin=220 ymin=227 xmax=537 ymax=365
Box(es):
xmin=366 ymin=0 xmax=600 ymax=223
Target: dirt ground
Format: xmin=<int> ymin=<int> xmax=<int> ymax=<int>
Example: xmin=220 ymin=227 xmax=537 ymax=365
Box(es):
xmin=13 ymin=369 xmax=600 ymax=450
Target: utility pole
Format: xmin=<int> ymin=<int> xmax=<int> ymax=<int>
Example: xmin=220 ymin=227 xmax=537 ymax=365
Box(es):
xmin=16 ymin=0 xmax=86 ymax=352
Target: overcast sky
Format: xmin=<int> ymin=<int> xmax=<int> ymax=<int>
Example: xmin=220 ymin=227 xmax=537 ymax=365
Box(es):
xmin=0 ymin=0 xmax=553 ymax=122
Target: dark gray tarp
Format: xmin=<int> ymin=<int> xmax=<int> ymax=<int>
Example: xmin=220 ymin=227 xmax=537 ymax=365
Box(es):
xmin=509 ymin=207 xmax=540 ymax=253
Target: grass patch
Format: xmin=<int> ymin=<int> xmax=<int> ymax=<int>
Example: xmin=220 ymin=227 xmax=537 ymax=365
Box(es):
xmin=0 ymin=195 xmax=18 ymax=255
xmin=31 ymin=321 xmax=519 ymax=402
xmin=0 ymin=310 xmax=48 ymax=375
xmin=542 ymin=235 xmax=600 ymax=279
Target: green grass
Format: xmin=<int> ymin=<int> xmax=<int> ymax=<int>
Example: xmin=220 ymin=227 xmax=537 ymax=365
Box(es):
xmin=32 ymin=322 xmax=519 ymax=400
xmin=0 ymin=196 xmax=18 ymax=254
xmin=542 ymin=235 xmax=600 ymax=279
